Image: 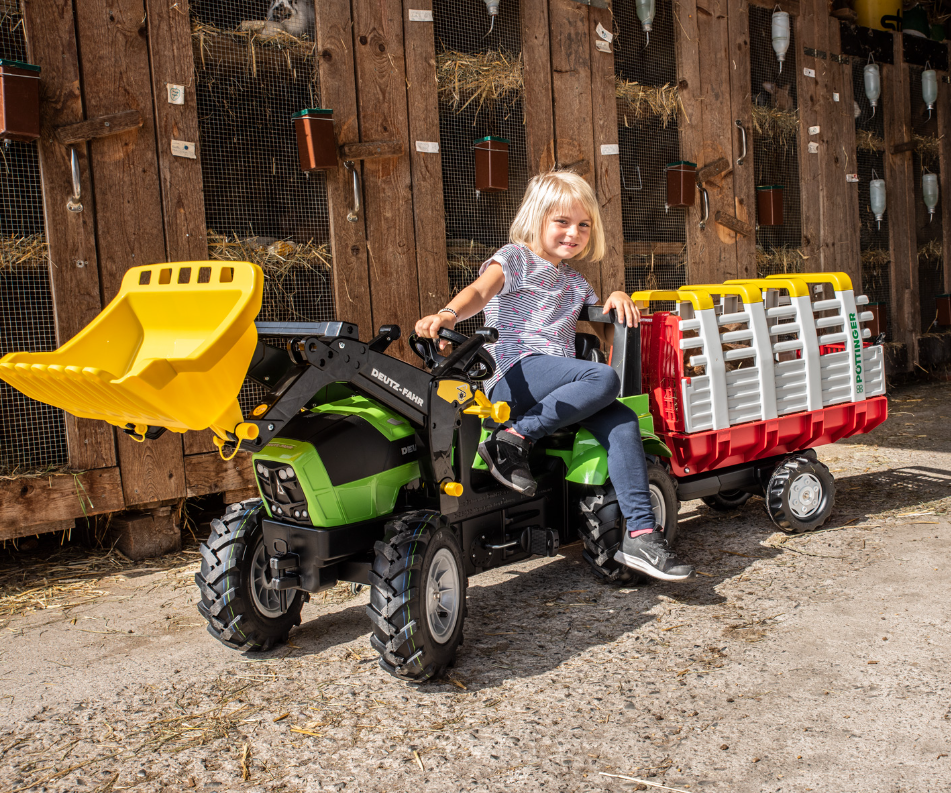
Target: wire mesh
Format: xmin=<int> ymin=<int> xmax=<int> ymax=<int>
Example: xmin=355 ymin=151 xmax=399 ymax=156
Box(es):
xmin=191 ymin=1 xmax=335 ymax=330
xmin=613 ymin=0 xmax=689 ymax=295
xmin=0 ymin=8 xmax=68 ymax=476
xmin=852 ymin=58 xmax=892 ymax=338
xmin=908 ymin=65 xmax=944 ymax=333
xmin=749 ymin=5 xmax=802 ymax=271
xmin=433 ymin=0 xmax=527 ymax=336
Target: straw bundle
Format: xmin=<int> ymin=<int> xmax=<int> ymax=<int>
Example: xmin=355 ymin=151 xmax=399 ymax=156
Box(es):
xmin=755 ymin=245 xmax=806 ymax=277
xmin=0 ymin=234 xmax=48 ymax=272
xmin=917 ymin=239 xmax=942 ymax=261
xmin=436 ymin=50 xmax=524 ymax=114
xmin=191 ymin=19 xmax=317 ymax=79
xmin=616 ymin=79 xmax=682 ymax=128
xmin=751 ymin=105 xmax=799 ymax=147
xmin=855 ymin=129 xmax=885 ymax=152
xmin=914 ymin=135 xmax=940 ymax=169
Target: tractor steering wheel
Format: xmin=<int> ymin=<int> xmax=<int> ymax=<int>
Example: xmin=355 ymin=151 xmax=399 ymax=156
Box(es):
xmin=409 ymin=327 xmax=496 ymax=382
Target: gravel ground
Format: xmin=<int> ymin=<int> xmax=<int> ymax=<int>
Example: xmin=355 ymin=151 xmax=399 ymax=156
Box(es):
xmin=1 ymin=381 xmax=950 ymax=793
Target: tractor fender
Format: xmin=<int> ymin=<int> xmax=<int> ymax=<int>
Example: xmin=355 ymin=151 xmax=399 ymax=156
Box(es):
xmin=561 ymin=426 xmax=672 ymax=486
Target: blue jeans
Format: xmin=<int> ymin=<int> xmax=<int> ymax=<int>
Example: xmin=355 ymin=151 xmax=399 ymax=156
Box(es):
xmin=488 ymin=354 xmax=655 ymax=529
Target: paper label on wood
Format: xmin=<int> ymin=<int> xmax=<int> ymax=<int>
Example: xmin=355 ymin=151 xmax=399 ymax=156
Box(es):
xmin=833 ymin=92 xmax=840 ymax=102
xmin=415 ymin=141 xmax=439 ymax=153
xmin=803 ymin=67 xmax=816 ymax=78
xmin=171 ymin=140 xmax=197 ymax=159
xmin=596 ymin=22 xmax=614 ymax=43
xmin=595 ymin=40 xmax=612 ymax=53
xmin=808 ymin=142 xmax=819 ymax=154
xmin=846 ymin=173 xmax=859 ymax=183
xmin=600 ymin=143 xmax=620 ymax=155
xmin=808 ymin=126 xmax=820 ymax=135
xmin=167 ymin=84 xmax=185 ymax=105
xmin=408 ymin=9 xmax=434 ymax=21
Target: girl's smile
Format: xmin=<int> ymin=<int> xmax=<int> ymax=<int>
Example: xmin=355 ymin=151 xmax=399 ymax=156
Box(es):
xmin=533 ymin=201 xmax=592 ymax=264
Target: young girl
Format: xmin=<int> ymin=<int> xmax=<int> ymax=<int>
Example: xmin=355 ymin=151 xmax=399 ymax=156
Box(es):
xmin=415 ymin=170 xmax=693 ymax=582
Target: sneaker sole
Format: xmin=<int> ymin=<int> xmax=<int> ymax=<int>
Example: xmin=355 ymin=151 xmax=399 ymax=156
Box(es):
xmin=477 ymin=442 xmax=537 ymax=498
xmin=613 ymin=551 xmax=695 ymax=582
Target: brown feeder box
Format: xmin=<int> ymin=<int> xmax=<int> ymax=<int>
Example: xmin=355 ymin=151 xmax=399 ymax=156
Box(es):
xmin=0 ymin=58 xmax=41 ymax=143
xmin=474 ymin=136 xmax=509 ymax=192
xmin=866 ymin=302 xmax=886 ymax=337
xmin=936 ymin=294 xmax=951 ymax=327
xmin=756 ymin=185 xmax=784 ymax=226
xmin=665 ymin=161 xmax=696 ymax=208
xmin=292 ymin=108 xmax=336 ymax=172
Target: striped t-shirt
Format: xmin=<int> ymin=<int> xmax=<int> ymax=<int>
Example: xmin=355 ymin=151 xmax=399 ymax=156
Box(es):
xmin=479 ymin=243 xmax=599 ymax=394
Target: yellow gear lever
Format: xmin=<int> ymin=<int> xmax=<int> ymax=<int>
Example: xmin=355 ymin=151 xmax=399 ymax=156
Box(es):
xmin=463 ymin=390 xmax=510 ymax=423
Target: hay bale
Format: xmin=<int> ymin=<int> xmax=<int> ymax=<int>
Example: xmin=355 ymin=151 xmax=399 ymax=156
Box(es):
xmin=436 ymin=49 xmax=524 ymax=115
xmin=751 ymin=105 xmax=799 ymax=147
xmin=616 ymin=80 xmax=682 ymax=128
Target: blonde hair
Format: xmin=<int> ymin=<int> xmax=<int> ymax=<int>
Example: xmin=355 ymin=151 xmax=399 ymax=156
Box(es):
xmin=509 ymin=170 xmax=606 ymax=262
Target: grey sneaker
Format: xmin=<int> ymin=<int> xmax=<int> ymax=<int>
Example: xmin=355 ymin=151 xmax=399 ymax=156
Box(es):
xmin=478 ymin=428 xmax=537 ymax=496
xmin=614 ymin=527 xmax=695 ymax=581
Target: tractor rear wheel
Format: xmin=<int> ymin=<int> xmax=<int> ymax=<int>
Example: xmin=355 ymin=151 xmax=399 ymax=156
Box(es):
xmin=196 ymin=500 xmax=305 ymax=651
xmin=701 ymin=490 xmax=753 ymax=511
xmin=579 ymin=462 xmax=679 ymax=584
xmin=367 ymin=510 xmax=467 ymax=682
xmin=766 ymin=452 xmax=835 ymax=533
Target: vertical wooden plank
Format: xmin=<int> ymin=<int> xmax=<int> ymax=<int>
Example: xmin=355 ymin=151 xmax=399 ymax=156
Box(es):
xmin=588 ymin=6 xmax=623 ymax=295
xmin=74 ymin=0 xmax=185 ymax=505
xmin=352 ymin=0 xmax=420 ymax=358
xmin=695 ymin=0 xmax=738 ymax=283
xmin=937 ymin=69 xmax=951 ymax=296
xmin=795 ymin=3 xmax=822 ymax=266
xmin=402 ymin=0 xmax=449 ymax=317
xmin=521 ymin=0 xmax=555 ymax=176
xmin=727 ymin=0 xmax=756 ymax=280
xmin=144 ymin=0 xmax=218 ymax=459
xmin=315 ymin=0 xmax=374 ymax=339
xmin=22 ymin=0 xmax=117 ymax=471
xmin=548 ymin=0 xmax=600 ymax=294
xmin=674 ymin=0 xmax=705 ymax=284
xmin=882 ymin=43 xmax=919 ymax=366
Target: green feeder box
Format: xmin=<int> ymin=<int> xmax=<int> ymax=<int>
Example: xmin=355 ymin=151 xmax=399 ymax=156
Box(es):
xmin=756 ymin=185 xmax=784 ymax=226
xmin=292 ymin=108 xmax=336 ymax=172
xmin=665 ymin=161 xmax=697 ymax=208
xmin=474 ymin=136 xmax=509 ymax=192
xmin=0 ymin=59 xmax=41 ymax=142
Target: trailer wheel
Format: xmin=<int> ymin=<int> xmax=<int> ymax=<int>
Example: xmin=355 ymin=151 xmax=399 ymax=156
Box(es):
xmin=195 ymin=500 xmax=305 ymax=651
xmin=766 ymin=454 xmax=835 ymax=533
xmin=579 ymin=462 xmax=679 ymax=584
xmin=367 ymin=510 xmax=467 ymax=683
xmin=701 ymin=490 xmax=753 ymax=512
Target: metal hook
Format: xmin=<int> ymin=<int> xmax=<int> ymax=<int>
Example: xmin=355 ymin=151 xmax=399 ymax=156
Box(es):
xmin=66 ymin=148 xmax=83 ymax=213
xmin=698 ymin=186 xmax=710 ymax=230
xmin=620 ymin=165 xmax=643 ymax=191
xmin=344 ymin=160 xmax=361 ymax=223
xmin=735 ymin=119 xmax=747 ymax=166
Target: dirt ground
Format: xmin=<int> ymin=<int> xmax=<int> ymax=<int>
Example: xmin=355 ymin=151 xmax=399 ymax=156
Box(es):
xmin=1 ymin=380 xmax=950 ymax=793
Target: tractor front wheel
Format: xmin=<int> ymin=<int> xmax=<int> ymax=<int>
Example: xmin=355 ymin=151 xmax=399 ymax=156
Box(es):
xmin=195 ymin=500 xmax=305 ymax=651
xmin=579 ymin=461 xmax=679 ymax=584
xmin=367 ymin=510 xmax=467 ymax=682
xmin=766 ymin=452 xmax=835 ymax=533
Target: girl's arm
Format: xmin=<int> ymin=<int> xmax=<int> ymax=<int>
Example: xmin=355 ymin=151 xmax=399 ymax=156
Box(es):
xmin=415 ymin=263 xmax=506 ymax=346
xmin=590 ymin=290 xmax=641 ymax=348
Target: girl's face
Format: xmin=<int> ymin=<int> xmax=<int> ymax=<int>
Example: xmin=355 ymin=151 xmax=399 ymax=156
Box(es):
xmin=534 ymin=201 xmax=592 ymax=264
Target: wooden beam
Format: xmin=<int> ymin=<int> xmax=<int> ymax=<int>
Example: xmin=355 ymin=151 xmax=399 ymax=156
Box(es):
xmin=352 ymin=0 xmax=420 ymax=360
xmin=521 ymin=0 xmax=555 ymax=175
xmin=548 ymin=0 xmax=600 ymax=294
xmin=746 ymin=0 xmax=800 ymax=14
xmin=889 ymin=140 xmax=917 ymax=154
xmin=185 ymin=451 xmax=256 ymax=498
xmin=22 ymin=0 xmax=117 ymax=472
xmin=623 ymin=242 xmax=688 ymax=257
xmin=0 ymin=468 xmax=125 ymax=536
xmin=54 ymin=110 xmax=143 ymax=145
xmin=796 ymin=3 xmax=822 ymax=265
xmin=937 ymin=71 xmax=951 ymax=296
xmin=696 ymin=157 xmax=731 ymax=185
xmin=2 ymin=519 xmax=75 ymax=542
xmin=339 ymin=140 xmax=405 ymax=160
xmin=401 ymin=0 xmax=450 ymax=318
xmin=588 ymin=4 xmax=623 ymax=295
xmin=727 ymin=0 xmax=756 ymax=279
xmin=315 ymin=0 xmax=373 ymax=341
xmin=73 ymin=0 xmax=185 ymax=504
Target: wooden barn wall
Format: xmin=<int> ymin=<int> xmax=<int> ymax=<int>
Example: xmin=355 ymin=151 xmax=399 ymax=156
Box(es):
xmin=3 ymin=0 xmax=950 ymax=535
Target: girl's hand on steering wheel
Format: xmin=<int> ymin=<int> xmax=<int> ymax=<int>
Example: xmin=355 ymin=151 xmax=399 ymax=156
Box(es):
xmin=415 ymin=313 xmax=456 ymax=350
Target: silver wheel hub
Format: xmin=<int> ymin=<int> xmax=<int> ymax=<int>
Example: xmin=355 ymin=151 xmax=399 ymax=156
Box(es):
xmin=426 ymin=548 xmax=461 ymax=644
xmin=251 ymin=540 xmax=286 ymax=618
xmin=788 ymin=473 xmax=822 ymax=518
xmin=649 ymin=483 xmax=666 ymax=527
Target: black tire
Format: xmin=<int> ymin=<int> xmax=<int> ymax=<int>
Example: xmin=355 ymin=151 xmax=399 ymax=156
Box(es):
xmin=766 ymin=453 xmax=835 ymax=533
xmin=578 ymin=461 xmax=679 ymax=584
xmin=701 ymin=490 xmax=753 ymax=511
xmin=195 ymin=499 xmax=305 ymax=651
xmin=367 ymin=510 xmax=467 ymax=682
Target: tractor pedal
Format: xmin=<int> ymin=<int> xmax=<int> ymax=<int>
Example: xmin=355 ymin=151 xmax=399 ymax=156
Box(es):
xmin=529 ymin=528 xmax=560 ymax=557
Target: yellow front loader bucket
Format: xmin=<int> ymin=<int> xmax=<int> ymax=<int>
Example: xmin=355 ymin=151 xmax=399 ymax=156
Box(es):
xmin=0 ymin=261 xmax=263 ymax=446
